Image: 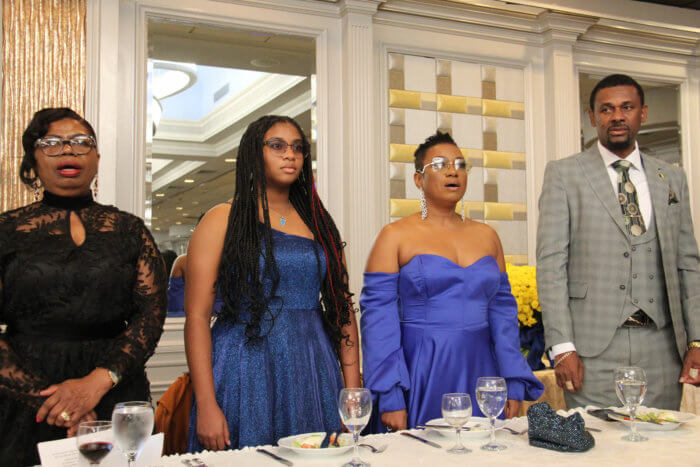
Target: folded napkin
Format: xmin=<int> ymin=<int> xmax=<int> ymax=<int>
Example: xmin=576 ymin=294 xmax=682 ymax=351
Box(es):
xmin=527 ymin=402 xmax=595 ymax=452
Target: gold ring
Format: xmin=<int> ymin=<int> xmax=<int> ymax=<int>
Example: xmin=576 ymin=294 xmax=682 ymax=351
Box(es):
xmin=565 ymin=381 xmax=574 ymax=391
xmin=60 ymin=411 xmax=71 ymax=422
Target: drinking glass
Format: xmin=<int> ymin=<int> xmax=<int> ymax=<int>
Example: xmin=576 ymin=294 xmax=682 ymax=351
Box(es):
xmin=476 ymin=376 xmax=507 ymax=451
xmin=76 ymin=421 xmax=113 ymax=465
xmin=441 ymin=393 xmax=472 ymax=454
xmin=338 ymin=388 xmax=372 ymax=467
xmin=111 ymin=401 xmax=154 ymax=466
xmin=614 ymin=366 xmax=648 ymax=442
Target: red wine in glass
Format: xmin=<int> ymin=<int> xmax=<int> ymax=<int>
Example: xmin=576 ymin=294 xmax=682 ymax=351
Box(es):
xmin=79 ymin=442 xmax=113 ymax=464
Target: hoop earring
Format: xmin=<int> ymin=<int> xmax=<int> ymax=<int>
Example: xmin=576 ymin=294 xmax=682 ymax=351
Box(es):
xmin=419 ymin=189 xmax=428 ymax=220
xmin=92 ymin=175 xmax=98 ymax=199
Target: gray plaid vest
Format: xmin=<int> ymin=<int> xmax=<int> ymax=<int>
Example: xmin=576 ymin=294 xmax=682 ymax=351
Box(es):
xmin=622 ymin=216 xmax=670 ymax=328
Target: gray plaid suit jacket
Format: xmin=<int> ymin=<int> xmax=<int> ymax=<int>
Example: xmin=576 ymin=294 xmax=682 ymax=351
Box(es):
xmin=536 ymin=144 xmax=700 ymax=358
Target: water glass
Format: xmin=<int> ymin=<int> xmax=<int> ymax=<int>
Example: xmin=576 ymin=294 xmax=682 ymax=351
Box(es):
xmin=476 ymin=376 xmax=507 ymax=451
xmin=614 ymin=366 xmax=648 ymax=442
xmin=111 ymin=401 xmax=154 ymax=466
xmin=338 ymin=388 xmax=372 ymax=467
xmin=441 ymin=393 xmax=472 ymax=454
xmin=76 ymin=421 xmax=112 ymax=465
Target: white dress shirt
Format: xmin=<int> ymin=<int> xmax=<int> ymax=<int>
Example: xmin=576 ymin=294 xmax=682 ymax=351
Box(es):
xmin=550 ymin=140 xmax=653 ymax=359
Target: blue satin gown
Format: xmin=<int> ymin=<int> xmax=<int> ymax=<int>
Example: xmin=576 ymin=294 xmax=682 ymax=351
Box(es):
xmin=360 ymin=254 xmax=544 ymax=431
xmin=187 ymin=229 xmax=344 ymax=451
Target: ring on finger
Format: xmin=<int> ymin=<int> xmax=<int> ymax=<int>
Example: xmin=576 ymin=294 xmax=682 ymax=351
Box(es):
xmin=60 ymin=411 xmax=71 ymax=422
xmin=565 ymin=381 xmax=574 ymax=391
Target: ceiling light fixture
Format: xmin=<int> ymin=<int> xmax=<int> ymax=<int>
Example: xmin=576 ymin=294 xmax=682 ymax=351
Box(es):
xmin=184 ymin=179 xmax=194 ymax=183
xmin=176 ymin=206 xmax=183 ymax=210
xmin=155 ymin=193 xmax=165 ymax=197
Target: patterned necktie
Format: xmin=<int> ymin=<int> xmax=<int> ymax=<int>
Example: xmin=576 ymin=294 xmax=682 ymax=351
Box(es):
xmin=612 ymin=160 xmax=646 ymax=237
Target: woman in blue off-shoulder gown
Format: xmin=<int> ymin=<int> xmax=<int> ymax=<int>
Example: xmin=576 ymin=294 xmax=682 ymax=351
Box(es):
xmin=185 ymin=116 xmax=361 ymax=452
xmin=361 ymin=131 xmax=543 ymax=433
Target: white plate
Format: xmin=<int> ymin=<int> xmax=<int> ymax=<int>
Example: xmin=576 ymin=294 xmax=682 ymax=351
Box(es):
xmin=277 ymin=432 xmax=354 ymax=457
xmin=608 ymin=407 xmax=695 ymax=431
xmin=424 ymin=417 xmax=503 ymax=440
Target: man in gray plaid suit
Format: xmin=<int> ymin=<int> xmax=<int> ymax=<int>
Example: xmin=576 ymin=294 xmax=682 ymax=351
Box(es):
xmin=537 ymin=74 xmax=700 ymax=409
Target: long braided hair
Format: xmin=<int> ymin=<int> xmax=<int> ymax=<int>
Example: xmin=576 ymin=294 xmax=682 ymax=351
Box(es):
xmin=216 ymin=115 xmax=353 ymax=354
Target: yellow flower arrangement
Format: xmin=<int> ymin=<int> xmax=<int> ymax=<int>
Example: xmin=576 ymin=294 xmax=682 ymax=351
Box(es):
xmin=505 ymin=263 xmax=539 ymax=327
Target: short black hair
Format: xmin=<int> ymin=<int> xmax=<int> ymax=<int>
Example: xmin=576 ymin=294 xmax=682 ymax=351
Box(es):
xmin=20 ymin=107 xmax=96 ymax=188
xmin=414 ymin=131 xmax=458 ymax=171
xmin=589 ymin=74 xmax=645 ymax=111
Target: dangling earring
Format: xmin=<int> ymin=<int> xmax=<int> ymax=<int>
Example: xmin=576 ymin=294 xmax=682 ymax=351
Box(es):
xmin=461 ymin=196 xmax=466 ymax=222
xmin=92 ymin=174 xmax=99 ymax=199
xmin=33 ymin=180 xmax=41 ymax=201
xmin=419 ymin=189 xmax=428 ymax=220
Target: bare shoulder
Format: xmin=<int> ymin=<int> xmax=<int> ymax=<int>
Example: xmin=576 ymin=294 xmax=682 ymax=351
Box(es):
xmin=366 ymin=216 xmax=420 ymax=273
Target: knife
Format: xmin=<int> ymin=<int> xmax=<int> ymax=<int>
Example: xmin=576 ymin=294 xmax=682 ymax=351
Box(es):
xmin=257 ymin=448 xmax=294 ymax=466
xmin=417 ymin=424 xmax=480 ymax=430
xmin=400 ymin=431 xmax=442 ymax=448
xmin=320 ymin=431 xmax=332 ymax=449
xmin=586 ymin=408 xmax=619 ymax=422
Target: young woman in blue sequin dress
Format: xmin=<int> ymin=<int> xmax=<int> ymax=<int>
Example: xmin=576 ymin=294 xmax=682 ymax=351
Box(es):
xmin=185 ymin=116 xmax=361 ymax=452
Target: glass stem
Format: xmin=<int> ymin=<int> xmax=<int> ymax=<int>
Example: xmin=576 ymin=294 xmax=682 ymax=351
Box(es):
xmin=490 ymin=416 xmax=496 ymax=444
xmin=456 ymin=427 xmax=463 ymax=448
xmin=353 ymin=431 xmax=360 ymax=459
xmin=630 ymin=406 xmax=637 ymax=437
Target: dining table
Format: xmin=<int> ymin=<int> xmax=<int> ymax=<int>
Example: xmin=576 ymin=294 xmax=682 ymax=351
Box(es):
xmin=158 ymin=407 xmax=699 ymax=466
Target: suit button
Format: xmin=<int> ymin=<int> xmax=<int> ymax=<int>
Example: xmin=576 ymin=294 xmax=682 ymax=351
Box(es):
xmin=633 ymin=273 xmax=638 ymax=279
xmin=620 ymin=285 xmax=626 ymax=290
xmin=649 ymin=298 xmax=655 ymax=303
xmin=624 ymin=252 xmax=630 ymax=257
xmin=631 ymin=246 xmax=637 ymax=251
xmin=649 ymin=274 xmax=655 ymax=279
xmin=633 ymin=298 xmax=639 ymax=304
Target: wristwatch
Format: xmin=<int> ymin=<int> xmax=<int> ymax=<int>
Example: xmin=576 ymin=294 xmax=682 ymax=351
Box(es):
xmin=108 ymin=369 xmax=121 ymax=387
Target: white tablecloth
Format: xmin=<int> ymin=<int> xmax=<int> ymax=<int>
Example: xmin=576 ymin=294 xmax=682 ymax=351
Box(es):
xmin=160 ymin=409 xmax=699 ymax=466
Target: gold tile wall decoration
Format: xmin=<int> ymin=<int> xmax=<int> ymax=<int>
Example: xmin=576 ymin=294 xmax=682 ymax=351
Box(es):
xmin=1 ymin=0 xmax=87 ymax=212
xmin=387 ymin=53 xmax=529 ymax=259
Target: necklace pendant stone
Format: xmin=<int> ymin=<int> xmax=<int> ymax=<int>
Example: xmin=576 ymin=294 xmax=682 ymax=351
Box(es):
xmin=280 ymin=217 xmax=286 ymax=226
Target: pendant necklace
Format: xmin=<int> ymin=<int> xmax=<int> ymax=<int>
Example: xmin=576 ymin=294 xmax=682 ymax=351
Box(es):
xmin=269 ymin=201 xmax=292 ymax=227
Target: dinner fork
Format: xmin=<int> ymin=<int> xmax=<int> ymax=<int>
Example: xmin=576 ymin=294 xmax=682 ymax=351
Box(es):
xmin=359 ymin=443 xmax=388 ymax=453
xmin=502 ymin=426 xmax=527 ymax=435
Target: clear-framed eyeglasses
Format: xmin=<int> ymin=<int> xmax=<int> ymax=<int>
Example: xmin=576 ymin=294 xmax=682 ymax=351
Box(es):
xmin=418 ymin=156 xmax=471 ymax=174
xmin=263 ymin=138 xmax=308 ymax=158
xmin=34 ymin=135 xmax=96 ymax=157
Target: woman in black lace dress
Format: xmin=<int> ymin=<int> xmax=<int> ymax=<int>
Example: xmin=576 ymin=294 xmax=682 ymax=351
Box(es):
xmin=0 ymin=108 xmax=167 ymax=465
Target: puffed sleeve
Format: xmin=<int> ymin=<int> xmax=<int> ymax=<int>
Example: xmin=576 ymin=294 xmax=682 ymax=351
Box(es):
xmin=360 ymin=272 xmax=410 ymax=413
xmin=488 ymin=272 xmax=545 ymax=401
xmin=96 ymin=217 xmax=167 ymax=377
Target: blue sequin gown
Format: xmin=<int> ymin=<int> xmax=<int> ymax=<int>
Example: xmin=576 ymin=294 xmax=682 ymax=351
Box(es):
xmin=360 ymin=255 xmax=544 ymax=432
xmin=187 ymin=230 xmax=344 ymax=451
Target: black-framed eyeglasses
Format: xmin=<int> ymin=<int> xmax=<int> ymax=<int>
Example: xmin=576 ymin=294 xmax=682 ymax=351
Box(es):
xmin=263 ymin=138 xmax=308 ymax=158
xmin=418 ymin=156 xmax=470 ymax=174
xmin=34 ymin=135 xmax=96 ymax=156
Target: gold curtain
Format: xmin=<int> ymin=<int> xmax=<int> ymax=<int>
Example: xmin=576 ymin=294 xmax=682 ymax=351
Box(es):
xmin=1 ymin=0 xmax=86 ymax=212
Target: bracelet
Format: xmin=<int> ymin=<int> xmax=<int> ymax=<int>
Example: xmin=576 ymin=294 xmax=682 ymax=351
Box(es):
xmin=689 ymin=341 xmax=700 ymax=350
xmin=553 ymin=351 xmax=575 ymax=369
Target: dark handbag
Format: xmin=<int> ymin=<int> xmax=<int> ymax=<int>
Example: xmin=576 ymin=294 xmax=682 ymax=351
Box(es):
xmin=527 ymin=402 xmax=595 ymax=452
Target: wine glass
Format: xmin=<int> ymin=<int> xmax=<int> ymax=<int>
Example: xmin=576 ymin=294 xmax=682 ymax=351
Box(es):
xmin=614 ymin=366 xmax=648 ymax=442
xmin=76 ymin=421 xmax=113 ymax=465
xmin=476 ymin=376 xmax=507 ymax=451
xmin=338 ymin=388 xmax=372 ymax=467
xmin=111 ymin=401 xmax=154 ymax=466
xmin=441 ymin=393 xmax=472 ymax=454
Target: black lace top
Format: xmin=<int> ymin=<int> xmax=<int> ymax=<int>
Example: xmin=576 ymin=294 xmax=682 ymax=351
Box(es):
xmin=0 ymin=192 xmax=166 ymax=465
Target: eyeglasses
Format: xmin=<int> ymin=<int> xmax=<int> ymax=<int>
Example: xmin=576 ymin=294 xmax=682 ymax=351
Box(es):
xmin=418 ymin=156 xmax=470 ymax=174
xmin=34 ymin=135 xmax=96 ymax=156
xmin=263 ymin=138 xmax=308 ymax=158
